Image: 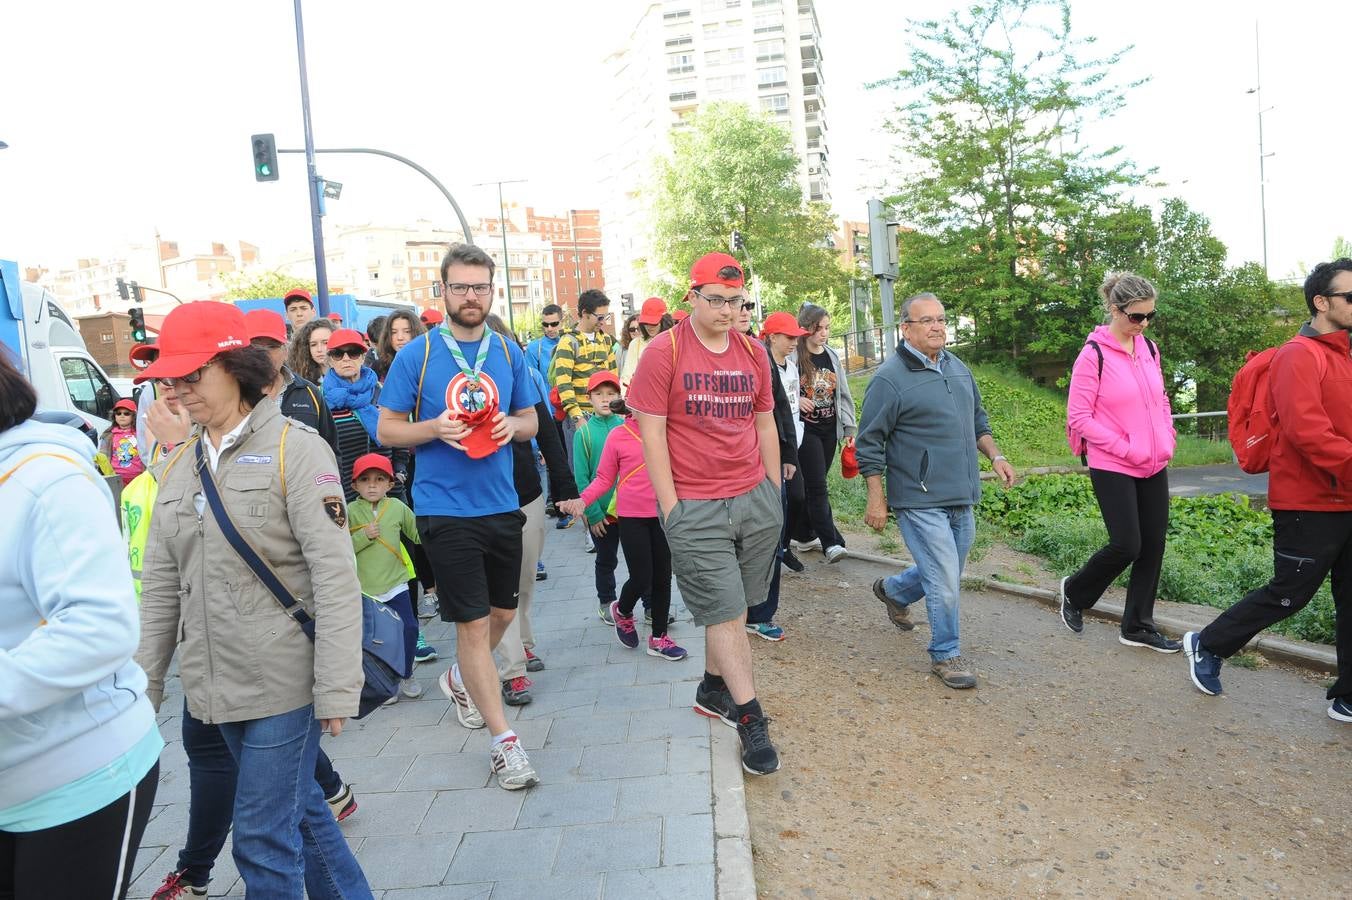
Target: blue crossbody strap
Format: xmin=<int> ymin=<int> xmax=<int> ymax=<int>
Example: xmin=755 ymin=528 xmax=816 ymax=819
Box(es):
xmin=194 ymin=440 xmax=317 ymax=640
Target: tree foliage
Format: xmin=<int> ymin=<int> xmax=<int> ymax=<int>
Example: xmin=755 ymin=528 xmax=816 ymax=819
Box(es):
xmin=647 ymin=102 xmax=842 ymax=307
xmin=221 ymin=269 xmax=317 ymax=301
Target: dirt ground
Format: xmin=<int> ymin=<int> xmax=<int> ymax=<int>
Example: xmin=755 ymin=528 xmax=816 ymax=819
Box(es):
xmin=743 ymin=542 xmax=1352 ymax=898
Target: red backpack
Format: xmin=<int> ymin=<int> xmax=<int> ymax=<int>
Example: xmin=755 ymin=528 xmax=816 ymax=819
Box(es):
xmin=1227 ymin=338 xmax=1323 ymax=474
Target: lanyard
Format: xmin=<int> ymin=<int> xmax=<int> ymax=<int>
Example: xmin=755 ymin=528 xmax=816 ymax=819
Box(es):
xmin=439 ymin=326 xmax=491 ymax=389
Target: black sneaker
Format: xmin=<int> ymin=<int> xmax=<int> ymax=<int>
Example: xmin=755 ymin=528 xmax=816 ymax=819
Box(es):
xmin=1119 ymin=629 xmax=1182 ymax=653
xmin=871 ymin=578 xmax=915 ymax=631
xmin=780 ymin=549 xmax=805 ymax=573
xmin=1184 ymin=631 xmax=1223 ymax=695
xmin=693 ymin=681 xmax=736 ymax=727
xmin=501 ymin=676 xmax=533 ymax=706
xmin=1059 ymin=576 xmax=1083 ymax=634
xmin=737 ymin=712 xmax=781 ymax=775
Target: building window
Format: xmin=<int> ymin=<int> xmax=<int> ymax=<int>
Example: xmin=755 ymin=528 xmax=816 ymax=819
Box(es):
xmin=669 ymin=90 xmax=696 ymax=103
xmin=727 ymin=46 xmax=744 ymax=62
xmin=705 ymin=49 xmax=722 ymax=66
xmin=755 ymin=39 xmax=784 ymax=62
xmin=754 ymin=11 xmax=783 ymax=32
xmin=666 ymin=52 xmax=694 ymax=75
xmin=759 ymin=93 xmax=790 ymax=114
xmin=663 ymin=8 xmax=691 ymax=21
xmin=703 ymin=21 xmax=720 ymax=35
xmin=757 ymin=65 xmax=787 ymax=87
xmin=664 ymin=35 xmax=693 ymax=48
xmin=100 ymin=333 xmax=114 ymax=343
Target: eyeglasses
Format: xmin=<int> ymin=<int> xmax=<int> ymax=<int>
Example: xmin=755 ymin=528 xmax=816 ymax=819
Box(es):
xmin=628 ymin=326 xmax=641 ymax=334
xmin=904 ymin=316 xmax=948 ymax=327
xmin=444 ymin=282 xmax=493 ymax=297
xmin=1324 ymin=291 xmax=1352 ymax=303
xmin=542 ymin=320 xmax=562 ymax=328
xmin=155 ymin=360 xmax=216 ymax=388
xmin=327 ymin=346 xmax=366 ymax=360
xmin=593 ymin=312 xmax=614 ymax=323
xmin=1121 ymin=310 xmax=1158 ymax=324
xmin=691 ymin=289 xmax=748 ymax=310
xmin=741 ymin=302 xmax=756 ymax=312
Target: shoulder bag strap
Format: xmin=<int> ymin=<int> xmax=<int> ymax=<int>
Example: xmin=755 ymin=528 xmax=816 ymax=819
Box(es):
xmin=194 ymin=440 xmax=316 ymax=640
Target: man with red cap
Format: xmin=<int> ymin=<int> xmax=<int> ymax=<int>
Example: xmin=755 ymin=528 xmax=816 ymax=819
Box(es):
xmin=420 ymin=308 xmax=444 ymax=328
xmin=626 ymin=252 xmax=784 ymax=775
xmin=284 ymin=288 xmax=316 ymax=333
xmin=619 ymin=297 xmax=669 ymax=394
xmin=377 ymin=243 xmax=541 ymax=791
xmin=244 ymin=309 xmax=338 ymax=454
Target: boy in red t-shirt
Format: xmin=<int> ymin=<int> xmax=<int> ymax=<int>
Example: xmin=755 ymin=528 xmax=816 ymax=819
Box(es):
xmin=626 ymin=252 xmax=784 ymax=776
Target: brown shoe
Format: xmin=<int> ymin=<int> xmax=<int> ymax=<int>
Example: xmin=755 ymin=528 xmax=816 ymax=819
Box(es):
xmin=931 ymin=657 xmax=977 ymax=689
xmin=872 ymin=579 xmax=915 ymax=631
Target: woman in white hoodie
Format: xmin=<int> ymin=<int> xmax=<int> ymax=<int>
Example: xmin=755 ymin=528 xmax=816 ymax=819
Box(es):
xmin=0 ymin=352 xmax=161 ymax=899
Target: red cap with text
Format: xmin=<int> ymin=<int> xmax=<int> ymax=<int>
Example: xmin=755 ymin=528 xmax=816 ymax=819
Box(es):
xmin=134 ymin=302 xmax=249 ymax=384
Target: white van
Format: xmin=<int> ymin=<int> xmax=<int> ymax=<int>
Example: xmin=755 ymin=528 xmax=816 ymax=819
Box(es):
xmin=16 ymin=281 xmax=124 ymax=432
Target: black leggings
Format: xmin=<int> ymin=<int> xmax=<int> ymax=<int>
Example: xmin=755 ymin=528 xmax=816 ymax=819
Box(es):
xmin=1065 ymin=467 xmax=1169 ymax=634
xmin=0 ymin=760 xmax=159 ymax=900
xmin=792 ymin=429 xmax=844 ymax=548
xmin=618 ymin=517 xmax=672 ymax=638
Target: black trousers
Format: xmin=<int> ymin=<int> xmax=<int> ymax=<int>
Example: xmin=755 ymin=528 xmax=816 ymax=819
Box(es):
xmin=790 ymin=429 xmax=844 ymax=548
xmin=593 ymin=521 xmax=622 ymax=605
xmin=1200 ymin=509 xmax=1352 ymax=700
xmin=618 ymin=516 xmax=673 ymax=638
xmin=0 ymin=761 xmax=158 ymax=900
xmin=781 ymin=465 xmax=805 ymax=550
xmin=1065 ymin=467 xmax=1169 ymax=634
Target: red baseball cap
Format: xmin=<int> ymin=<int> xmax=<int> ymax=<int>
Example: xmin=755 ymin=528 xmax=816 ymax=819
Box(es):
xmin=128 ymin=342 xmax=158 ymax=369
xmin=352 ymin=452 xmax=393 ymax=481
xmin=112 ymin=398 xmax=138 ymax=414
xmin=421 ymin=308 xmax=444 ymax=326
xmin=283 ymin=289 xmax=313 ymax=307
xmin=326 ymin=312 xmax=344 ymax=323
xmin=689 ymin=252 xmax=744 ymax=289
xmin=587 ymin=370 xmax=621 ymax=393
xmin=761 ymin=311 xmax=808 ymax=338
xmin=327 ymin=328 xmax=367 ymax=351
xmin=672 ymin=309 xmax=689 ymax=322
xmin=638 ymin=297 xmax=667 ymax=326
xmin=134 ymin=301 xmax=249 ymax=384
xmin=244 ymin=309 xmax=288 ymax=344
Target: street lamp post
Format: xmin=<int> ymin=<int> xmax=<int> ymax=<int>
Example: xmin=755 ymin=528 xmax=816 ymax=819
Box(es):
xmin=474 ymin=179 xmax=526 ymax=333
xmin=1246 ymin=22 xmax=1274 ymax=278
xmin=291 ymin=0 xmax=330 ymax=316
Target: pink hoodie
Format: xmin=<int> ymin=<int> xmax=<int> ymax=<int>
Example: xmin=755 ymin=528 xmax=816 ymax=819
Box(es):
xmin=578 ymin=418 xmax=658 ymax=519
xmin=1066 ymin=325 xmax=1176 ymax=478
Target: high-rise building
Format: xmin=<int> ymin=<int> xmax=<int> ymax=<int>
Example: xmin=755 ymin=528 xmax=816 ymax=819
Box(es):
xmin=600 ymin=0 xmax=830 ymax=294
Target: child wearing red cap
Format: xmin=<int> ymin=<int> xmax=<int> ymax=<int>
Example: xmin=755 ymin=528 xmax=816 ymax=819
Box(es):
xmin=99 ymin=398 xmax=145 ymax=485
xmin=572 ymin=371 xmax=627 ymax=623
xmin=347 ymin=453 xmax=428 ymax=702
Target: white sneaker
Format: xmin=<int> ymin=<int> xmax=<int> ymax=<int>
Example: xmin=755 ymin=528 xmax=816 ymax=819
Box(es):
xmin=490 ymin=737 xmax=539 ymax=790
xmin=382 ymin=692 xmax=400 ymax=706
xmin=400 ymin=677 xmax=424 ymax=699
xmin=418 ymin=589 xmax=439 ymax=620
xmin=791 ymin=538 xmax=821 ymax=552
xmin=824 ymin=544 xmax=846 ymax=563
xmin=438 ymin=668 xmax=485 ymax=729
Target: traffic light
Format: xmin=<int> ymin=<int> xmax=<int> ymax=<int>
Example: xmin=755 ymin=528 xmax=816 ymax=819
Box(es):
xmin=620 ymin=293 xmax=635 ymax=315
xmin=116 ymin=277 xmax=130 ymax=301
xmin=251 ymin=133 xmax=279 ymax=182
xmin=730 ymin=229 xmax=745 ymax=252
xmin=129 ymin=307 xmax=148 ymax=343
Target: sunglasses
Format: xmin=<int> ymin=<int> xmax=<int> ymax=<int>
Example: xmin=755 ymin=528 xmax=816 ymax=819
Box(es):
xmin=542 ymin=320 xmax=561 ymax=328
xmin=1120 ymin=309 xmax=1158 ymax=324
xmin=327 ymin=346 xmax=366 ymax=360
xmin=155 ymin=360 xmax=217 ymax=388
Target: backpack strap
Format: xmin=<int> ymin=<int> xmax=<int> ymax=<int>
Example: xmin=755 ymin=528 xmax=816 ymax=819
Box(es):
xmin=277 ymin=421 xmax=292 ymax=497
xmin=1081 ymin=342 xmax=1106 ymax=466
xmin=413 ymin=335 xmax=432 ymax=421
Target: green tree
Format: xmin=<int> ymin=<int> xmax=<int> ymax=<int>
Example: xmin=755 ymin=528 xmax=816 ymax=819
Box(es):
xmin=221 ymin=269 xmax=317 ymax=301
xmin=647 ymin=102 xmax=842 ymax=306
xmin=877 ymin=0 xmax=1146 ymax=363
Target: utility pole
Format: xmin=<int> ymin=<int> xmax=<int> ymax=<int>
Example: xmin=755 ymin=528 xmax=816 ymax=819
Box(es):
xmin=474 ymin=179 xmax=526 ymax=333
xmin=867 ymin=199 xmax=900 ymax=355
xmin=292 ymin=0 xmax=329 ymax=316
xmin=1246 ymin=21 xmax=1274 ymax=278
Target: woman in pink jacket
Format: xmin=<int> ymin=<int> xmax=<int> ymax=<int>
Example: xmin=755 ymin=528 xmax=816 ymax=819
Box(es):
xmin=1060 ymin=272 xmax=1180 ymax=653
xmin=557 ymin=399 xmax=687 ymax=662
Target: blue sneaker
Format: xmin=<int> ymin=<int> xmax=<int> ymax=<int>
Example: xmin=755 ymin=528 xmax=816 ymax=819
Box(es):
xmin=414 ymin=632 xmax=438 ymax=664
xmin=612 ymin=601 xmax=639 ymax=649
xmin=745 ymin=622 xmax=786 ymax=642
xmin=1329 ymin=697 xmax=1352 ymax=723
xmin=1183 ymin=631 xmax=1223 ymax=695
xmin=536 ymin=560 xmax=547 ymax=581
xmin=555 ymin=514 xmax=573 ymax=530
xmin=647 ymin=634 xmax=688 ymax=660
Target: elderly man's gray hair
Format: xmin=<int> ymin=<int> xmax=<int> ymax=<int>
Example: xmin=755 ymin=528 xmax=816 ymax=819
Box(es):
xmin=900 ymin=292 xmax=941 ymax=322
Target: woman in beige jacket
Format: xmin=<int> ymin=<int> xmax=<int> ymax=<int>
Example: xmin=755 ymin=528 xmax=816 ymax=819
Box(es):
xmin=134 ymin=301 xmax=371 ymax=899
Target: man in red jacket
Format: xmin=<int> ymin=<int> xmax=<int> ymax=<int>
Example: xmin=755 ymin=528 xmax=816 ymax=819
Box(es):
xmin=1185 ymin=258 xmax=1352 ymax=724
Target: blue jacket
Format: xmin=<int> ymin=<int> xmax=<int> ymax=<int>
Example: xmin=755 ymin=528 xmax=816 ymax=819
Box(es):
xmin=0 ymin=420 xmax=157 ymax=811
xmin=855 ymin=342 xmax=992 ymax=509
xmin=526 ymin=334 xmax=560 ymax=392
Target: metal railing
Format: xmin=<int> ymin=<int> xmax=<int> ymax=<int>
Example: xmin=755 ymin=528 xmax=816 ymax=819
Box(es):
xmin=1172 ymin=410 xmax=1229 ymax=442
xmin=833 ymin=326 xmax=900 ymax=375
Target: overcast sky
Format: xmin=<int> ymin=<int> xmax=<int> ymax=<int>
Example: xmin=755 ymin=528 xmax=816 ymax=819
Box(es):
xmin=2 ymin=0 xmax=1346 ymax=282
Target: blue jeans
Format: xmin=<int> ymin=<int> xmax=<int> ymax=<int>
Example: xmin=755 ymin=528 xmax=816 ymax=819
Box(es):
xmin=879 ymin=506 xmax=975 ymax=663
xmin=748 ymin=482 xmax=789 ymax=625
xmin=216 ymin=705 xmax=372 ymax=899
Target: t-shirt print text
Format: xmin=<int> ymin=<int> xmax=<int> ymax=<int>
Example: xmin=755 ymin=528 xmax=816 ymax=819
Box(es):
xmin=683 ymin=369 xmax=755 ymax=418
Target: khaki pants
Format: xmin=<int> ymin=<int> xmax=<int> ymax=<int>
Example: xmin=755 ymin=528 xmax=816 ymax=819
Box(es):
xmin=496 ymin=493 xmax=547 ymax=681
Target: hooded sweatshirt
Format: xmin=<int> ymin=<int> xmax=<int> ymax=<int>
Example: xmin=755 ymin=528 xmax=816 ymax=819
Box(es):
xmin=1066 ymin=325 xmax=1176 ymax=478
xmin=0 ymin=420 xmax=160 ymax=823
xmin=578 ymin=418 xmax=657 ymax=519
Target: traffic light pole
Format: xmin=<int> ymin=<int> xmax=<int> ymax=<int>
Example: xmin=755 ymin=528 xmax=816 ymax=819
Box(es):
xmin=292 ymin=0 xmax=330 ymax=317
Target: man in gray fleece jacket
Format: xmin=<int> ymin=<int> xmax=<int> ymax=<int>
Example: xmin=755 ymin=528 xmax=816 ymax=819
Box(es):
xmin=855 ymin=293 xmax=1016 ymax=689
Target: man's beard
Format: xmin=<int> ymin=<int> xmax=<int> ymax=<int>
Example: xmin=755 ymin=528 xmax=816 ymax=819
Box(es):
xmin=450 ymin=304 xmax=485 ymax=328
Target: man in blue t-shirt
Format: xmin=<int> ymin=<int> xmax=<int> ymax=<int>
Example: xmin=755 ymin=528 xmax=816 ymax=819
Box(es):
xmin=378 ymin=243 xmax=541 ymax=792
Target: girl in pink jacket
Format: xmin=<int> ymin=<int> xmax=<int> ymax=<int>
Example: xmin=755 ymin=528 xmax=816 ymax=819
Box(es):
xmin=558 ymin=399 xmax=687 ymax=661
xmin=1059 ymin=272 xmax=1180 ymax=653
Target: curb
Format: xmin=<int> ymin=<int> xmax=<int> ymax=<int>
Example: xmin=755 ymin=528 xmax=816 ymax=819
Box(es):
xmin=826 ymin=548 xmax=1339 ymax=675
xmin=710 ymin=723 xmax=757 ymax=900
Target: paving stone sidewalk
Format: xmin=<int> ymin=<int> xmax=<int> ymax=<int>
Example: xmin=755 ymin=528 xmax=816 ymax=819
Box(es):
xmin=127 ymin=522 xmax=722 ymax=898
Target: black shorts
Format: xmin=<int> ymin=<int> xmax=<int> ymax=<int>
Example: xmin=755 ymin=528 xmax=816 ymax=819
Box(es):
xmin=418 ymin=511 xmax=526 ymax=622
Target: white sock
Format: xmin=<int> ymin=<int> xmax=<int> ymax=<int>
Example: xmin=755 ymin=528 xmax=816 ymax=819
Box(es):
xmin=492 ymin=729 xmax=517 ymax=746
xmin=451 ymin=662 xmax=463 ymax=688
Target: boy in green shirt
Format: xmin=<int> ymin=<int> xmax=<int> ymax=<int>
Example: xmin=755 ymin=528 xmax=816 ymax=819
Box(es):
xmin=573 ymin=372 xmax=625 ymax=623
xmin=349 ymin=453 xmax=427 ymax=701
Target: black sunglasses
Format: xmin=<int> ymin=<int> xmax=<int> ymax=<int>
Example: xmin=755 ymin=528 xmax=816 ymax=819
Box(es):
xmin=1324 ymin=291 xmax=1352 ymax=303
xmin=1121 ymin=309 xmax=1157 ymax=325
xmin=327 ymin=346 xmax=366 ymax=360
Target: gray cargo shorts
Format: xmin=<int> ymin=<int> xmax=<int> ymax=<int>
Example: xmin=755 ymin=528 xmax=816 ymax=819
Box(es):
xmin=661 ymin=477 xmax=783 ymax=627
